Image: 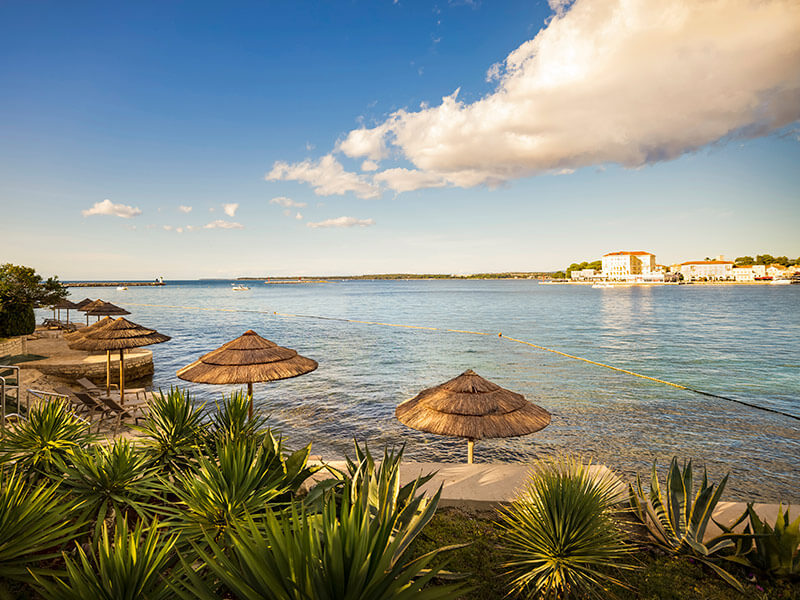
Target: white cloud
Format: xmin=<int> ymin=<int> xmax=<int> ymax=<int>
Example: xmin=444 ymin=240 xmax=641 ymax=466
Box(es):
xmin=223 ymin=203 xmax=239 ymax=217
xmin=204 ymin=219 xmax=244 ymax=230
xmin=361 ymin=160 xmax=379 ymax=172
xmin=270 ymin=196 xmax=307 ymax=208
xmin=373 ymin=168 xmax=447 ymax=192
xmin=163 ymin=225 xmax=173 ymax=231
xmin=295 ymin=212 xmax=303 ymax=220
xmin=176 ymin=227 xmax=184 ymax=234
xmin=290 ymin=0 xmax=800 ymax=192
xmin=178 ymin=205 xmax=192 ymax=213
xmin=306 ymin=216 xmax=375 ymax=229
xmin=82 ymin=199 xmax=142 ymax=219
xmin=266 ymin=154 xmax=381 ymax=199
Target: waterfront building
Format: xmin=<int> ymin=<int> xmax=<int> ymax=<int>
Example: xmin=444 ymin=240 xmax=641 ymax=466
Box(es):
xmin=767 ymin=264 xmax=790 ymax=279
xmin=601 ymin=251 xmax=656 ymax=281
xmin=679 ymin=260 xmax=734 ymax=281
xmin=731 ymin=266 xmax=755 ymax=282
xmin=570 ymin=268 xmax=601 ymax=281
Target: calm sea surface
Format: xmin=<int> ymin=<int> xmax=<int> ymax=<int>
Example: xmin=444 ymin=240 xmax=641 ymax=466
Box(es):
xmin=53 ymin=280 xmax=800 ymax=502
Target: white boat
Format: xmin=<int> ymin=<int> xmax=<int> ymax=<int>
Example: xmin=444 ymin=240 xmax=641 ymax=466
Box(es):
xmin=592 ymin=283 xmax=614 ymax=288
xmin=116 ymin=286 xmax=128 ymax=291
xmin=770 ymin=279 xmax=791 ymax=285
xmin=231 ymin=284 xmax=250 ymax=291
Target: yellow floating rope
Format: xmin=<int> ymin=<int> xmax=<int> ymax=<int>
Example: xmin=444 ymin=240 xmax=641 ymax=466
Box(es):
xmin=124 ymin=302 xmax=799 ymax=421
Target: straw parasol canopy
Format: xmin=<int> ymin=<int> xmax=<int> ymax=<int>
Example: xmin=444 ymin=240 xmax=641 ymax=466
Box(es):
xmin=51 ymin=298 xmax=79 ymax=324
xmin=84 ymin=301 xmax=130 ymax=324
xmin=69 ymin=317 xmax=170 ymax=400
xmin=396 ymin=369 xmax=551 ymax=463
xmin=74 ymin=298 xmax=94 ymax=309
xmin=177 ymin=329 xmax=318 ymax=418
xmin=64 ymin=316 xmax=115 ymax=343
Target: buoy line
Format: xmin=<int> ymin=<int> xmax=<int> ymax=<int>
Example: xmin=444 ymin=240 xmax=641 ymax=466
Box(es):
xmin=125 ymin=302 xmax=800 ymax=422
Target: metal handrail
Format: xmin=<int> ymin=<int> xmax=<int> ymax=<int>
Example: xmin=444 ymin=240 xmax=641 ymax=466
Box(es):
xmin=0 ymin=365 xmax=20 ymax=431
xmin=25 ymin=388 xmax=90 ymax=426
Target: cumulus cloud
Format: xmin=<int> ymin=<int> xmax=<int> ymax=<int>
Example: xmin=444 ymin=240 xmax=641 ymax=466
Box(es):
xmin=178 ymin=205 xmax=192 ymax=213
xmin=223 ymin=203 xmax=239 ymax=217
xmin=204 ymin=219 xmax=244 ymax=230
xmin=295 ymin=212 xmax=303 ymax=220
xmin=272 ymin=0 xmax=800 ymax=194
xmin=270 ymin=196 xmax=307 ymax=208
xmin=267 ymin=154 xmax=381 ymax=199
xmin=361 ymin=160 xmax=379 ymax=172
xmin=82 ymin=199 xmax=142 ymax=219
xmin=163 ymin=225 xmax=173 ymax=231
xmin=373 ymin=168 xmax=447 ymax=192
xmin=306 ymin=216 xmax=375 ymax=229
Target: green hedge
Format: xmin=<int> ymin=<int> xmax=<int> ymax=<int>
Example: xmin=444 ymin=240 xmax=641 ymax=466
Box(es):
xmin=0 ymin=304 xmax=35 ymax=337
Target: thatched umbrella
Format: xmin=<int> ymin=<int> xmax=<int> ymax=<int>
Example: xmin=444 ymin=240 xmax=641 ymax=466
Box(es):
xmin=395 ymin=369 xmax=551 ymax=464
xmin=51 ymin=299 xmax=79 ymax=324
xmin=84 ymin=301 xmax=130 ymax=324
xmin=78 ymin=299 xmax=104 ymax=324
xmin=176 ymin=330 xmax=317 ymax=418
xmin=65 ymin=317 xmax=116 ymax=394
xmin=74 ymin=298 xmax=94 ymax=309
xmin=69 ymin=317 xmax=170 ymax=401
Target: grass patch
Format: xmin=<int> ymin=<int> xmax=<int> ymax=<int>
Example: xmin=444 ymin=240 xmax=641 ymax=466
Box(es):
xmin=409 ymin=507 xmax=800 ymax=600
xmin=0 ymin=354 xmax=47 ymax=366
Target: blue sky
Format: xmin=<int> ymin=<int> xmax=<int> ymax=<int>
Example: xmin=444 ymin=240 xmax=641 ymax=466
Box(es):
xmin=1 ymin=0 xmax=798 ymax=279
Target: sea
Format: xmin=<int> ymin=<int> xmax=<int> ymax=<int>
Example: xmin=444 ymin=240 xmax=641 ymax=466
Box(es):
xmin=49 ymin=280 xmax=800 ymax=503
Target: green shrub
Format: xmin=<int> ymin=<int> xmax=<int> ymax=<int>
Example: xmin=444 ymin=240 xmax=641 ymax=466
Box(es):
xmin=629 ymin=458 xmax=744 ymax=592
xmin=207 ymin=389 xmax=269 ymax=443
xmin=0 ymin=397 xmax=92 ymax=478
xmin=497 ymin=455 xmax=634 ymax=599
xmin=0 ymin=466 xmax=84 ymax=582
xmin=33 ymin=517 xmax=177 ymax=600
xmin=0 ymin=304 xmax=35 ymax=337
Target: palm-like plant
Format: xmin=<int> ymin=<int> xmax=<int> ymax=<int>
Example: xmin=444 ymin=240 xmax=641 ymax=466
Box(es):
xmin=628 ymin=457 xmax=744 ymax=591
xmin=134 ymin=387 xmax=207 ymax=474
xmin=0 ymin=397 xmax=92 ymax=478
xmin=166 ymin=434 xmax=318 ymax=542
xmin=207 ymin=389 xmax=269 ymax=443
xmin=498 ymin=455 xmax=634 ymax=599
xmin=54 ymin=439 xmax=162 ymax=537
xmin=32 ymin=517 xmax=177 ymax=600
xmin=172 ymin=452 xmax=463 ymax=600
xmin=0 ymin=466 xmax=84 ymax=582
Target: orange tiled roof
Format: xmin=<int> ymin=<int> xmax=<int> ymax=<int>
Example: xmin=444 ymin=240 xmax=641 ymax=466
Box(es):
xmin=680 ymin=260 xmax=734 ymax=265
xmin=603 ymin=251 xmax=653 ymax=256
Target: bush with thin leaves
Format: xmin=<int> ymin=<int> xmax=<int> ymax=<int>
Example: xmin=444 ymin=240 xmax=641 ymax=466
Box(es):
xmin=54 ymin=439 xmax=162 ymax=537
xmin=0 ymin=397 xmax=92 ymax=478
xmin=32 ymin=517 xmax=177 ymax=600
xmin=164 ymin=433 xmax=318 ymax=542
xmin=172 ymin=451 xmax=464 ymax=600
xmin=0 ymin=466 xmax=84 ymax=582
xmin=628 ymin=457 xmax=744 ymax=592
xmin=134 ymin=387 xmax=206 ymax=473
xmin=498 ymin=455 xmax=634 ymax=599
xmin=207 ymin=389 xmax=269 ymax=443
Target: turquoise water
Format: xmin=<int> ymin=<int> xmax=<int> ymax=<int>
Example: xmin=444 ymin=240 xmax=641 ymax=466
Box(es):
xmin=53 ymin=280 xmax=800 ymax=502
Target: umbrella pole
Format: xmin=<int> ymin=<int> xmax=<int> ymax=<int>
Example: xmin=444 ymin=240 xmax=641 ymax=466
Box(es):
xmin=247 ymin=382 xmax=254 ymax=420
xmin=119 ymin=349 xmax=125 ymax=405
xmin=106 ymin=351 xmax=111 ymax=396
xmin=467 ymin=439 xmax=474 ymax=464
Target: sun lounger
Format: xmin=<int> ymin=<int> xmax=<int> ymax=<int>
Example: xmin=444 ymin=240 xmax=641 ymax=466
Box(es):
xmin=54 ymin=386 xmax=117 ymax=433
xmin=95 ymin=394 xmax=149 ymax=429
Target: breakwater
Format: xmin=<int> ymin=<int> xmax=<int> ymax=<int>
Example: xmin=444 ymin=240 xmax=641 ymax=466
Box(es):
xmin=66 ymin=282 xmax=166 ymax=287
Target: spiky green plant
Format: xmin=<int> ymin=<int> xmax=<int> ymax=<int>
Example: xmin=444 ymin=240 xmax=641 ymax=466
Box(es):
xmin=32 ymin=517 xmax=177 ymax=600
xmin=134 ymin=387 xmax=207 ymax=474
xmin=720 ymin=503 xmax=800 ymax=579
xmin=165 ymin=433 xmax=318 ymax=542
xmin=628 ymin=457 xmax=744 ymax=592
xmin=207 ymin=389 xmax=269 ymax=443
xmin=498 ymin=455 xmax=634 ymax=600
xmin=54 ymin=439 xmax=162 ymax=537
xmin=0 ymin=397 xmax=92 ymax=478
xmin=0 ymin=466 xmax=84 ymax=582
xmin=171 ymin=452 xmax=464 ymax=600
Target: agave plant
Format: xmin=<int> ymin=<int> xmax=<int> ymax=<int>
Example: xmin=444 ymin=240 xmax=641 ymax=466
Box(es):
xmin=33 ymin=516 xmax=177 ymax=600
xmin=720 ymin=503 xmax=800 ymax=579
xmin=172 ymin=450 xmax=463 ymax=600
xmin=206 ymin=389 xmax=269 ymax=443
xmin=165 ymin=433 xmax=318 ymax=542
xmin=134 ymin=387 xmax=207 ymax=474
xmin=498 ymin=455 xmax=634 ymax=600
xmin=0 ymin=466 xmax=84 ymax=582
xmin=628 ymin=457 xmax=744 ymax=591
xmin=54 ymin=439 xmax=162 ymax=537
xmin=0 ymin=397 xmax=92 ymax=478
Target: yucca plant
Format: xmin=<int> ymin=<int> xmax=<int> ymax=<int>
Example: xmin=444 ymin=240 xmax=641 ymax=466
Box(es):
xmin=498 ymin=455 xmax=634 ymax=600
xmin=628 ymin=457 xmax=744 ymax=591
xmin=54 ymin=439 xmax=162 ymax=538
xmin=0 ymin=397 xmax=92 ymax=478
xmin=134 ymin=387 xmax=207 ymax=474
xmin=719 ymin=503 xmax=800 ymax=579
xmin=206 ymin=389 xmax=269 ymax=443
xmin=165 ymin=433 xmax=318 ymax=542
xmin=33 ymin=516 xmax=177 ymax=600
xmin=0 ymin=466 xmax=84 ymax=582
xmin=172 ymin=452 xmax=464 ymax=600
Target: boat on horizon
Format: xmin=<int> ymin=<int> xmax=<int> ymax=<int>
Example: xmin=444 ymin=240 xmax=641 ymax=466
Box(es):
xmin=231 ymin=284 xmax=250 ymax=291
xmin=116 ymin=286 xmax=128 ymax=291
